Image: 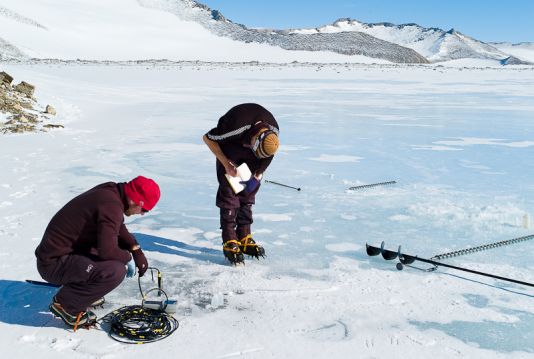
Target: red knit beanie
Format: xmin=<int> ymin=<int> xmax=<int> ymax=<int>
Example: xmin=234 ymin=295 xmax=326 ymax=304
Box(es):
xmin=124 ymin=176 xmax=160 ymax=211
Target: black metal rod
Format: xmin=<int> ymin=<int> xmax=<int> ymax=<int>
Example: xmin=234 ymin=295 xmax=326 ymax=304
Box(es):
xmin=412 ymin=256 xmax=534 ymax=288
xmin=265 ymin=180 xmax=301 ymax=191
xmin=367 ymin=244 xmax=534 ymax=288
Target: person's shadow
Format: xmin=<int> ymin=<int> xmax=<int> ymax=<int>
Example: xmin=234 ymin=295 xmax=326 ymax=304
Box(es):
xmin=133 ymin=233 xmax=224 ymax=264
xmin=0 ymin=279 xmax=64 ymax=328
xmin=0 ymin=235 xmax=222 ymax=327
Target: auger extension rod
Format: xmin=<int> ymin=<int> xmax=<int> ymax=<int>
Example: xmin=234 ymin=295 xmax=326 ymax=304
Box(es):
xmin=265 ymin=180 xmax=301 ymax=191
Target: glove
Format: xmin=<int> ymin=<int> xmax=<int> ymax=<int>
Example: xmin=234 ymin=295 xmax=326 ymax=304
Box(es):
xmin=239 ymin=177 xmax=260 ymax=194
xmin=125 ymin=257 xmax=136 ymax=278
xmin=132 ymin=248 xmax=148 ymax=277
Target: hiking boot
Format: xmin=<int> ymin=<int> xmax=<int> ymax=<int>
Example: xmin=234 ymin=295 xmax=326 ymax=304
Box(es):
xmin=223 ymin=239 xmax=244 ymax=265
xmin=54 ymin=295 xmax=104 ymax=309
xmin=239 ymin=234 xmax=265 ymax=259
xmin=90 ymin=297 xmax=105 ymax=308
xmin=50 ymin=298 xmax=97 ymax=331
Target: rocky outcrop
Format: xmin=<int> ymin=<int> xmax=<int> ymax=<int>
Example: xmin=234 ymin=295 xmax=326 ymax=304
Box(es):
xmin=0 ymin=71 xmax=13 ymax=84
xmin=500 ymin=56 xmax=533 ymax=65
xmin=0 ymin=70 xmax=63 ymax=134
xmin=45 ymin=104 xmax=56 ymax=115
xmin=14 ymin=81 xmax=35 ymax=96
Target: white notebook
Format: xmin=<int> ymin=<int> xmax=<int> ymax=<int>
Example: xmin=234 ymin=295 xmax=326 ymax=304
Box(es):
xmin=224 ymin=163 xmax=252 ymax=194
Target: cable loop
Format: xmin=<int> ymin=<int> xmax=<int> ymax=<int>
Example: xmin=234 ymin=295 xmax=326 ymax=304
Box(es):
xmin=100 ymin=266 xmax=178 ymax=343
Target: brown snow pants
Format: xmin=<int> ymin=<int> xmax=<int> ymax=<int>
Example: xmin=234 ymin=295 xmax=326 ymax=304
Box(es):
xmin=216 ymin=162 xmax=260 ymax=242
xmin=37 ymin=254 xmax=126 ymax=314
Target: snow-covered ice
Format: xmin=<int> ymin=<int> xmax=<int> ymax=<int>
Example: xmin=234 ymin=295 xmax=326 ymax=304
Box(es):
xmin=0 ymin=62 xmax=533 ymax=358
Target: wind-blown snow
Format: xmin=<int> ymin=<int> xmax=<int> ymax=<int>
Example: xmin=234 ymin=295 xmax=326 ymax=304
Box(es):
xmin=0 ymin=62 xmax=533 ymax=358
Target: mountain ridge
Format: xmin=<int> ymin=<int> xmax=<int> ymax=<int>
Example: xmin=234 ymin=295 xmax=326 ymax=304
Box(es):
xmin=0 ymin=0 xmax=532 ymax=65
xmin=290 ymin=17 xmax=532 ymax=63
xmin=173 ymin=0 xmax=533 ymax=64
xmin=137 ymin=0 xmax=428 ymax=63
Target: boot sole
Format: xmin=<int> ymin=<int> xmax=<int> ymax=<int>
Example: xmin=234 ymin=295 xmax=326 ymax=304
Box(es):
xmin=49 ymin=304 xmax=96 ymax=327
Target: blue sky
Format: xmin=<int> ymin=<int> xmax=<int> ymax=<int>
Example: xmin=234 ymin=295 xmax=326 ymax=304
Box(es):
xmin=199 ymin=0 xmax=533 ymax=43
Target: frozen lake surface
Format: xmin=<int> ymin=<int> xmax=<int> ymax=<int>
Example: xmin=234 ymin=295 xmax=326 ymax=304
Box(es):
xmin=1 ymin=62 xmax=533 ymax=358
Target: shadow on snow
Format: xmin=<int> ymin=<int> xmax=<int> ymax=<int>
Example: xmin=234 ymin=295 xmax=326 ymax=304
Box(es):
xmin=410 ymin=289 xmax=534 ymax=353
xmin=0 ymin=234 xmax=223 ymax=328
xmin=134 ymin=232 xmax=225 ymax=265
xmin=0 ymin=279 xmax=63 ymax=328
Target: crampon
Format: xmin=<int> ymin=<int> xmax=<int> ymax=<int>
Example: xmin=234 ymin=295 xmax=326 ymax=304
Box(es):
xmin=50 ymin=301 xmax=98 ymax=331
xmin=239 ymin=234 xmax=265 ymax=259
xmin=223 ymin=239 xmax=245 ymax=265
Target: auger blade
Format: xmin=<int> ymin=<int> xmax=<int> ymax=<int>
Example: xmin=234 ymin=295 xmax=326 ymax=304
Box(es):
xmin=399 ymin=254 xmax=416 ymax=264
xmin=366 ymin=243 xmax=381 ymax=256
xmin=378 ymin=241 xmax=397 ymax=260
xmin=381 ymin=249 xmax=398 ymax=260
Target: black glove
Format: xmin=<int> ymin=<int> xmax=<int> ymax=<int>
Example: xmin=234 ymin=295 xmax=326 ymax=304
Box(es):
xmin=132 ymin=249 xmax=148 ymax=277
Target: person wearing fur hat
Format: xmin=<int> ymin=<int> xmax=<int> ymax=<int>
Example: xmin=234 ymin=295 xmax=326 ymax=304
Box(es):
xmin=35 ymin=176 xmax=160 ymax=329
xmin=203 ymin=103 xmax=279 ymax=264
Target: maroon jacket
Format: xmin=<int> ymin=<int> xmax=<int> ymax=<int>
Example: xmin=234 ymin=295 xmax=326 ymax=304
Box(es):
xmin=205 ymin=103 xmax=279 ymax=177
xmin=35 ymin=182 xmax=137 ymax=266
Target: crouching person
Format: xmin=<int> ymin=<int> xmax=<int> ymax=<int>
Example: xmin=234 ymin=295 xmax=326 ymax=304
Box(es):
xmin=35 ymin=176 xmax=160 ymax=330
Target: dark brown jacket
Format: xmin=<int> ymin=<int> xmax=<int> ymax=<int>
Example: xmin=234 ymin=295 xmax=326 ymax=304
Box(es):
xmin=205 ymin=103 xmax=279 ymax=176
xmin=35 ymin=182 xmax=137 ymax=265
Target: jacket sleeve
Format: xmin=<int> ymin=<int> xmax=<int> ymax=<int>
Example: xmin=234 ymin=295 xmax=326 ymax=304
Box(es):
xmin=255 ymin=156 xmax=274 ymax=176
xmin=205 ymin=121 xmax=252 ymax=144
xmin=118 ymin=224 xmax=139 ymax=251
xmin=96 ymin=203 xmax=131 ymax=263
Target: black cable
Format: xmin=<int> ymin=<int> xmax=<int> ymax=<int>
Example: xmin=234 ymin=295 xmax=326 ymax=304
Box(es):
xmin=138 ymin=267 xmax=162 ymax=298
xmin=100 ymin=267 xmax=178 ymax=343
xmin=100 ymin=305 xmax=178 ymax=344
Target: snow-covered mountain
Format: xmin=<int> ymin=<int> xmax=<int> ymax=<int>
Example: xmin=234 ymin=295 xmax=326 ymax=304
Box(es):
xmin=0 ymin=0 xmax=531 ymax=65
xmin=291 ymin=18 xmax=532 ymax=64
xmin=490 ymin=42 xmax=534 ymax=63
xmin=0 ymin=0 xmax=386 ymax=64
xmin=137 ymin=0 xmax=428 ymax=64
